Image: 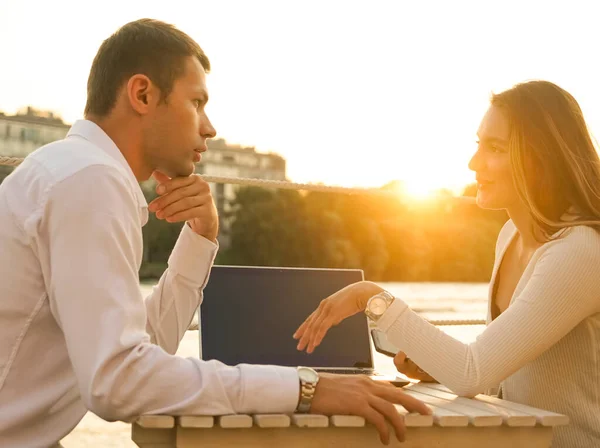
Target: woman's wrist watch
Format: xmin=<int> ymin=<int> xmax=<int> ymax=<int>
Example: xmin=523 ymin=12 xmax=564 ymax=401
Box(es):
xmin=296 ymin=366 xmax=319 ymax=413
xmin=364 ymin=290 xmax=395 ymax=322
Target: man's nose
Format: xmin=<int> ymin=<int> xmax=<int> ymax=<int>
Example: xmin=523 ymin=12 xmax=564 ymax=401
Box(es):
xmin=200 ymin=115 xmax=217 ymax=139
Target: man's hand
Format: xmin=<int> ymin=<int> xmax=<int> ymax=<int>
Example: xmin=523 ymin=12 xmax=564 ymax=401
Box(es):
xmin=310 ymin=374 xmax=431 ymax=445
xmin=148 ymin=171 xmax=219 ymax=242
xmin=393 ymin=352 xmax=437 ymax=383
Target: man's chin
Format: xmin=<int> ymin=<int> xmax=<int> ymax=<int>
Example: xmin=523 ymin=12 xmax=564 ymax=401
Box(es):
xmin=162 ymin=164 xmax=196 ymax=178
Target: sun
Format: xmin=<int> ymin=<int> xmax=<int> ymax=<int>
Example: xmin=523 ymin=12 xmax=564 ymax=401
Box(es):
xmin=403 ymin=179 xmax=438 ymax=200
xmin=390 ymin=178 xmax=438 ymax=201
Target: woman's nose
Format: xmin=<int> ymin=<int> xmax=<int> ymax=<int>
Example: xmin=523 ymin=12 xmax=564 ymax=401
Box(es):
xmin=468 ymin=149 xmax=484 ymax=172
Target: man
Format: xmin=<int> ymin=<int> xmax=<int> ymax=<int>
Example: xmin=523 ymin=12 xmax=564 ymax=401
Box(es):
xmin=0 ymin=19 xmax=429 ymax=447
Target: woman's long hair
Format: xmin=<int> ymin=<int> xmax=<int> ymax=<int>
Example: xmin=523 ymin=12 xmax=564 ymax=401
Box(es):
xmin=491 ymin=80 xmax=600 ymax=241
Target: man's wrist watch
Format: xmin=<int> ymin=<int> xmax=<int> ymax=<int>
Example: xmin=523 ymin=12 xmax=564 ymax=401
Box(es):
xmin=364 ymin=290 xmax=395 ymax=322
xmin=296 ymin=366 xmax=319 ymax=413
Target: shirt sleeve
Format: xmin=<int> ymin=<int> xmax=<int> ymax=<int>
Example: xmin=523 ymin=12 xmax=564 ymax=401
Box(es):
xmin=375 ymin=227 xmax=600 ymax=397
xmin=40 ymin=165 xmax=299 ymax=421
xmin=144 ymin=223 xmax=218 ymax=355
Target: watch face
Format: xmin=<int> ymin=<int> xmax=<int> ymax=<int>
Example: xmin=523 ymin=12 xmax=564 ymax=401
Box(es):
xmin=369 ymin=297 xmax=387 ymax=315
xmin=298 ymin=367 xmax=319 ymax=383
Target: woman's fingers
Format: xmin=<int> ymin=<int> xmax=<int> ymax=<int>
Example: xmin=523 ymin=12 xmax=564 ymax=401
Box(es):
xmin=393 ymin=351 xmax=407 ymax=369
xmin=394 ymin=352 xmax=437 ymax=382
xmin=293 ymin=310 xmax=316 ymax=340
xmin=304 ymin=305 xmax=330 ymax=353
xmin=296 ymin=305 xmax=327 ymax=351
xmin=307 ymin=314 xmax=336 ymax=353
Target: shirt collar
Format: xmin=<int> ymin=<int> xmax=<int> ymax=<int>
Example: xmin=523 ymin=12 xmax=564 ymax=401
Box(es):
xmin=66 ymin=120 xmax=148 ymax=212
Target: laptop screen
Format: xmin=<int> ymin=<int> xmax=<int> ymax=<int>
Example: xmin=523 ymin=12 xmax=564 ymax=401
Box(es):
xmin=199 ymin=266 xmax=373 ymax=369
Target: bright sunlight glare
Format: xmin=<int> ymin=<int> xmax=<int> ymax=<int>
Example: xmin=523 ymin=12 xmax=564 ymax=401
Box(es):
xmin=403 ymin=180 xmax=438 ymax=200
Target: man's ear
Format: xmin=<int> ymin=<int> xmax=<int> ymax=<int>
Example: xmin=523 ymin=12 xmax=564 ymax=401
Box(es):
xmin=125 ymin=74 xmax=159 ymax=115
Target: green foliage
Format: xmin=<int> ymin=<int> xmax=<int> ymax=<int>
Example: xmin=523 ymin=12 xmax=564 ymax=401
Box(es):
xmin=0 ymin=165 xmax=15 ymax=185
xmin=140 ymin=182 xmax=184 ymax=279
xmin=214 ymin=184 xmax=507 ymax=282
xmin=139 ymin=181 xmax=507 ymax=282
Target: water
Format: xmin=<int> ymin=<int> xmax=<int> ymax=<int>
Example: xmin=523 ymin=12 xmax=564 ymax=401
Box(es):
xmin=62 ymin=282 xmax=489 ymax=447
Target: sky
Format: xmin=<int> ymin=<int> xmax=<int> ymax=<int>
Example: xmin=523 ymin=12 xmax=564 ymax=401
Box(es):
xmin=1 ymin=0 xmax=599 ymax=194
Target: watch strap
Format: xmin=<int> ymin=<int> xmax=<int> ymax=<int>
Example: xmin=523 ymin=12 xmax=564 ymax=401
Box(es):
xmin=296 ymin=367 xmax=319 ymax=413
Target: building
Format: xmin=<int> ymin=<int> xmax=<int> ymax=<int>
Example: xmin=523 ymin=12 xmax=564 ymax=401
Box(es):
xmin=0 ymin=107 xmax=287 ymax=247
xmin=197 ymin=138 xmax=287 ymax=247
xmin=0 ymin=107 xmax=70 ymax=158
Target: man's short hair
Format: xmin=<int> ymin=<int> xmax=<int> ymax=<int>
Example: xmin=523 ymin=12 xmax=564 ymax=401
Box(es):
xmin=84 ymin=18 xmax=210 ymax=117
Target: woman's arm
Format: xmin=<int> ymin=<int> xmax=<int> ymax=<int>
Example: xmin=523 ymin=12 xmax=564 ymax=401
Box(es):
xmin=377 ymin=227 xmax=600 ymax=397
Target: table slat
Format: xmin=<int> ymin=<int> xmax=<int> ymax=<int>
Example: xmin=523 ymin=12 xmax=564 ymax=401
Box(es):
xmin=394 ymin=405 xmax=434 ymax=427
xmin=423 ymin=384 xmax=569 ymax=427
xmin=412 ymin=384 xmax=536 ymax=427
xmin=291 ymin=414 xmax=329 ymax=427
xmin=253 ymin=414 xmax=291 ymax=428
xmin=178 ymin=416 xmax=214 ymax=428
xmin=330 ymin=415 xmax=365 ymax=427
xmin=135 ymin=415 xmax=175 ymax=429
xmin=218 ymin=414 xmax=253 ymax=428
xmin=403 ymin=388 xmax=502 ymax=427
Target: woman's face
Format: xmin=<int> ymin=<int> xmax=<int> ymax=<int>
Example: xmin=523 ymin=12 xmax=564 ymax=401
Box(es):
xmin=469 ymin=105 xmax=520 ymax=210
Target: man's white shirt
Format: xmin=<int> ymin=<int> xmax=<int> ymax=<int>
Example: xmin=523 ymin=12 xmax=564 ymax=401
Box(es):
xmin=0 ymin=120 xmax=299 ymax=447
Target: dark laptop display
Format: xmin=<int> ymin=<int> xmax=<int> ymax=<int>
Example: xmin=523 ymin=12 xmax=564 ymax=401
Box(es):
xmin=199 ymin=266 xmax=373 ymax=369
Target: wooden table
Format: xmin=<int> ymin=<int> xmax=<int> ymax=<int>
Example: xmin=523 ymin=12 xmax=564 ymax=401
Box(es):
xmin=131 ymin=383 xmax=569 ymax=447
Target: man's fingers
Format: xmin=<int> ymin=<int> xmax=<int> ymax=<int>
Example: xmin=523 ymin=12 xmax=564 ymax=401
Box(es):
xmin=361 ymin=405 xmax=390 ymax=445
xmin=162 ymin=206 xmax=206 ymax=223
xmin=156 ymin=196 xmax=210 ymax=219
xmin=369 ymin=396 xmax=406 ymax=443
xmin=150 ymin=181 xmax=209 ymax=212
xmin=375 ymin=386 xmax=432 ymax=416
xmin=154 ymin=173 xmax=201 ymax=196
xmin=152 ymin=170 xmax=171 ymax=185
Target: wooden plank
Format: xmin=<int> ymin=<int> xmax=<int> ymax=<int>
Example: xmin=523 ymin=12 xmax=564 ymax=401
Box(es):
xmin=178 ymin=416 xmax=214 ymax=428
xmin=330 ymin=415 xmax=365 ymax=427
xmin=413 ymin=383 xmax=536 ymax=427
xmin=291 ymin=414 xmax=329 ymax=427
xmin=402 ymin=387 xmax=502 ymax=427
xmin=394 ymin=405 xmax=434 ymax=427
xmin=134 ymin=415 xmax=175 ymax=429
xmin=423 ymin=384 xmax=569 ymax=427
xmin=427 ymin=404 xmax=471 ymax=427
xmin=131 ymin=423 xmax=175 ymax=448
xmin=175 ymin=425 xmax=555 ymax=448
xmin=253 ymin=414 xmax=291 ymax=428
xmin=218 ymin=414 xmax=253 ymax=428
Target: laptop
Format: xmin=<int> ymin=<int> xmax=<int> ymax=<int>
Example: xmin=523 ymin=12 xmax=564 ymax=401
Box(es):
xmin=198 ymin=265 xmax=407 ymax=383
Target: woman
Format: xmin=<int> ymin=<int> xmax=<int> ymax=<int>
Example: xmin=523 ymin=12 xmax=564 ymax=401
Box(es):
xmin=293 ymin=80 xmax=600 ymax=447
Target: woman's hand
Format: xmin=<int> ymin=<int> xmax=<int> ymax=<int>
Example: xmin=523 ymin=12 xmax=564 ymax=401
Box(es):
xmin=394 ymin=351 xmax=437 ymax=383
xmin=293 ymin=281 xmax=383 ymax=354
